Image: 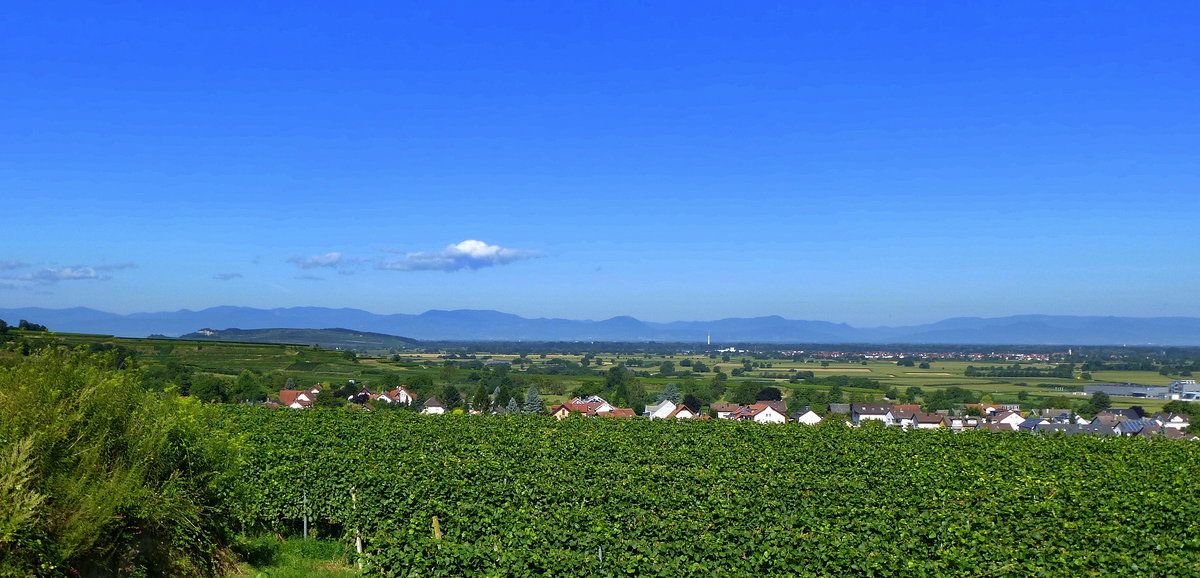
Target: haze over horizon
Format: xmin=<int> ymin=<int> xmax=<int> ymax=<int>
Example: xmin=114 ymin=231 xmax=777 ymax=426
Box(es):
xmin=4 ymin=1 xmax=1197 ymax=327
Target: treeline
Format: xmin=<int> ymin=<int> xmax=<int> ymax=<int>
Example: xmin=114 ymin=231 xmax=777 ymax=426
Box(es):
xmin=964 ymin=364 xmax=1075 ymax=378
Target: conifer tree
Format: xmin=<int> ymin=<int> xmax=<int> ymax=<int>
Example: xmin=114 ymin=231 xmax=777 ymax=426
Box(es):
xmin=472 ymin=384 xmax=491 ymax=411
xmin=524 ymin=386 xmax=544 ymax=414
xmin=657 ymin=383 xmax=682 ymax=404
xmin=506 ymin=397 xmax=519 ymax=414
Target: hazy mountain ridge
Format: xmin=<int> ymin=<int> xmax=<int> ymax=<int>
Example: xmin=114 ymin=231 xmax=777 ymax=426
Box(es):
xmin=3 ymin=307 xmax=1200 ymax=345
xmin=178 ymin=327 xmax=420 ymax=350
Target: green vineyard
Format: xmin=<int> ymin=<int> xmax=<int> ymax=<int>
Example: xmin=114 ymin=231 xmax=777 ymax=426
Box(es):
xmin=220 ymin=409 xmax=1200 ymax=576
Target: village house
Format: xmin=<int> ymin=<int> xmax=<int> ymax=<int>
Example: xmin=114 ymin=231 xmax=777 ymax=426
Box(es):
xmin=1017 ymin=416 xmax=1046 ymax=432
xmin=1099 ymin=408 xmax=1143 ymax=421
xmin=645 ymin=400 xmax=677 ymax=419
xmin=944 ymin=415 xmax=980 ymax=431
xmin=1155 ymin=413 xmax=1190 ymax=430
xmin=912 ymin=412 xmax=945 ymax=430
xmin=666 ymin=405 xmax=703 ymax=419
xmin=1115 ymin=419 xmax=1162 ymax=437
xmin=599 ymin=408 xmax=637 ymax=418
xmin=891 ymin=407 xmax=917 ymax=429
xmin=851 ymin=403 xmax=894 ymax=426
xmin=375 ymin=386 xmax=414 ymax=405
xmin=1038 ymin=409 xmax=1075 ymax=424
xmin=964 ymin=403 xmax=1005 ymax=416
xmin=989 ymin=410 xmax=1025 ymax=431
xmin=792 ymin=407 xmax=823 ymax=425
xmin=421 ymin=397 xmax=446 ymax=415
xmin=728 ymin=403 xmax=787 ymax=424
xmin=568 ymin=395 xmax=615 ymax=413
xmin=550 ymin=397 xmax=636 ymax=419
xmin=277 ymin=389 xmax=315 ymax=409
xmin=1033 ymin=422 xmax=1116 ymax=436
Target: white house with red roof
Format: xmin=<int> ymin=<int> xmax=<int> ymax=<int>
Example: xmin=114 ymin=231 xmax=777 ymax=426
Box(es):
xmin=277 ymin=389 xmax=314 ymax=409
xmin=375 ymin=386 xmax=414 ymax=405
xmin=666 ymin=405 xmax=702 ymax=419
xmin=990 ymin=410 xmax=1025 ymax=431
xmin=729 ymin=403 xmax=787 ymax=424
xmin=645 ymin=400 xmax=677 ymax=419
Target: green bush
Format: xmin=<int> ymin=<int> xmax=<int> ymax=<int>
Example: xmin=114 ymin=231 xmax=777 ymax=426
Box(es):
xmin=0 ymin=346 xmax=241 ymax=576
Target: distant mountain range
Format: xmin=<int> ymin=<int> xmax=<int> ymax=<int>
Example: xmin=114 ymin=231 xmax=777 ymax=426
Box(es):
xmin=3 ymin=306 xmax=1200 ymax=345
xmin=179 ymin=327 xmax=420 ymax=350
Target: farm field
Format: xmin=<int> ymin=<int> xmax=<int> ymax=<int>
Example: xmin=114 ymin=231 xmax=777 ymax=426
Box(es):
xmin=219 ymin=409 xmax=1200 ymax=576
xmin=5 ymin=330 xmax=1188 ymax=413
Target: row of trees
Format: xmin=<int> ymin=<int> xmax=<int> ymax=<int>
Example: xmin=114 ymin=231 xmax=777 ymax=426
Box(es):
xmin=0 ymin=319 xmax=49 ymax=333
xmin=964 ymin=364 xmax=1075 ymax=378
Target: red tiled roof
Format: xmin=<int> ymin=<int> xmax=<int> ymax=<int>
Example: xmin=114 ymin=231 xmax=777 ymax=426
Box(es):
xmin=600 ymin=408 xmax=636 ymax=418
xmin=278 ymin=390 xmax=312 ymax=407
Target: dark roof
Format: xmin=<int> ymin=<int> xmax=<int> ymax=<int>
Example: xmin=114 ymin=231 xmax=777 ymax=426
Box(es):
xmin=1033 ymin=423 xmax=1116 ymax=436
xmin=1100 ymin=408 xmax=1143 ymax=419
xmin=852 ymin=403 xmax=893 ymax=415
xmin=914 ymin=412 xmax=944 ymax=424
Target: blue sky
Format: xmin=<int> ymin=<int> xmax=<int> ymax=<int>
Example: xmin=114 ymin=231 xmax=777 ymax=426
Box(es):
xmin=3 ymin=1 xmax=1198 ymax=326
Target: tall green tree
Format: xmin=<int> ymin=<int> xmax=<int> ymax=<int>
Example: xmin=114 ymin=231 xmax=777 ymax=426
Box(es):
xmin=657 ymin=383 xmax=682 ymax=404
xmin=472 ymin=384 xmax=491 ymax=411
xmin=231 ymin=370 xmax=267 ymax=402
xmin=523 ymin=386 xmax=544 ymax=414
xmin=189 ymin=375 xmax=229 ymax=403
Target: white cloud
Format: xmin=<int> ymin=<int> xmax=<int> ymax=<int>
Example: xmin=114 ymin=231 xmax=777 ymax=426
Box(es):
xmin=295 ymin=274 xmax=325 ymax=281
xmin=288 ymin=252 xmax=344 ymax=269
xmin=2 ymin=262 xmax=136 ymax=285
xmin=95 ymin=262 xmax=137 ymax=271
xmin=213 ymin=272 xmax=244 ymax=281
xmin=14 ymin=267 xmax=100 ymax=284
xmin=377 ymin=240 xmax=542 ymax=272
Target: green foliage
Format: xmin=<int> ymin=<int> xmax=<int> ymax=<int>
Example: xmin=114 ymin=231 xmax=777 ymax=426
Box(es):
xmin=0 ymin=347 xmax=240 ymax=576
xmin=656 ymin=383 xmax=681 ymax=404
xmin=728 ymin=380 xmax=760 ymax=405
xmin=232 ymin=536 xmax=358 ymax=578
xmin=313 ymin=388 xmax=345 ymax=408
xmin=922 ymin=386 xmax=979 ymax=411
xmin=214 ymin=411 xmax=1200 ymax=576
xmin=17 ymin=320 xmax=48 ymax=332
xmin=965 ymin=364 xmax=1075 ymax=378
xmin=523 ymin=386 xmax=544 ymax=415
xmin=231 ymin=369 xmax=268 ymax=402
xmin=471 ymin=384 xmax=490 ymax=411
xmin=191 ymin=374 xmax=231 ymax=403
